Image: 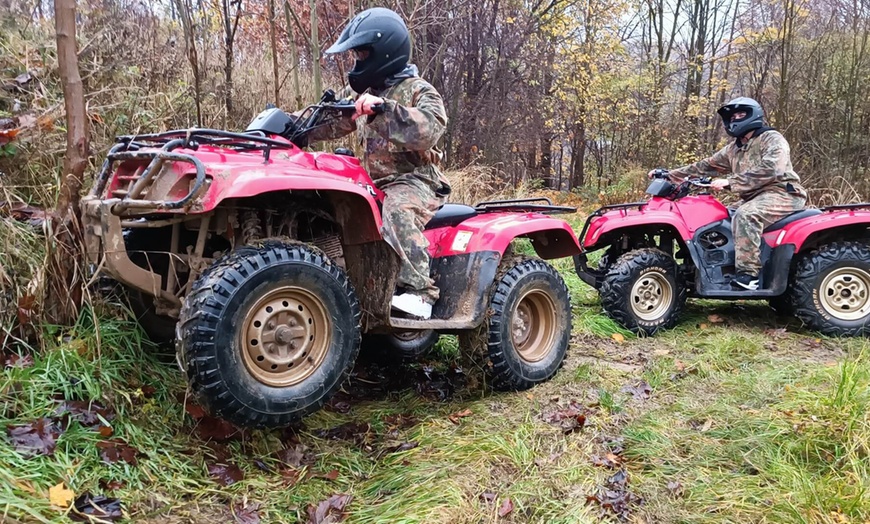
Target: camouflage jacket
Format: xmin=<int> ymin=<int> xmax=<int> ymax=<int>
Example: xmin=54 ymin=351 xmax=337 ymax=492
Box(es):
xmin=669 ymin=129 xmax=805 ymax=201
xmin=304 ymin=76 xmax=449 ymax=191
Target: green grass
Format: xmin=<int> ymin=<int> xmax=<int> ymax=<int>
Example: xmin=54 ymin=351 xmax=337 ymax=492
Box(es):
xmin=2 ymin=263 xmax=870 ymax=523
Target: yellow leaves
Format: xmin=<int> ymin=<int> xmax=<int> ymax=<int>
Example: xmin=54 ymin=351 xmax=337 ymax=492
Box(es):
xmin=611 ymin=333 xmax=625 ymax=343
xmin=49 ymin=482 xmax=74 ymax=508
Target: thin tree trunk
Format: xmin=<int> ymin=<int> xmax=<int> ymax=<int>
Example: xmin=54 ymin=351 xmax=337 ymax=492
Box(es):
xmin=173 ymin=0 xmax=202 ymax=125
xmin=52 ymin=0 xmax=90 ymax=323
xmin=310 ymin=0 xmax=322 ymax=97
xmin=283 ymin=0 xmax=303 ymax=107
xmin=268 ymin=0 xmax=280 ymax=105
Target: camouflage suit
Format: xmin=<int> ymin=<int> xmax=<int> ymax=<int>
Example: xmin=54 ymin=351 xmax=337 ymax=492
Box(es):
xmin=306 ymin=72 xmax=450 ymax=304
xmin=669 ymin=129 xmax=807 ymax=276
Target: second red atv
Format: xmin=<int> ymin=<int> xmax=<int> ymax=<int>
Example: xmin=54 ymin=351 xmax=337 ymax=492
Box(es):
xmin=81 ymin=90 xmax=582 ymax=428
xmin=574 ymin=171 xmax=870 ymax=336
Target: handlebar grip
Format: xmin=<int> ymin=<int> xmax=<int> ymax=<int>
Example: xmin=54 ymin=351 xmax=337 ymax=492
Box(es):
xmin=371 ymin=103 xmax=385 ymax=115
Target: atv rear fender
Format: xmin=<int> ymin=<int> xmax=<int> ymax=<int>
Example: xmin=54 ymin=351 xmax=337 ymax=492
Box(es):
xmin=766 ymin=210 xmax=870 ymax=252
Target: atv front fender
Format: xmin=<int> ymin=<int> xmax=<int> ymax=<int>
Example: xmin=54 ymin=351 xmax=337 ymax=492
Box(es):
xmin=582 ymin=211 xmax=692 ymax=249
xmin=427 ymin=213 xmax=582 ymax=259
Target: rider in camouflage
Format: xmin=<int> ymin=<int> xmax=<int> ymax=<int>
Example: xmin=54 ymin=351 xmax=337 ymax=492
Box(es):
xmin=652 ymin=97 xmax=807 ymax=290
xmin=303 ymin=7 xmax=450 ymax=319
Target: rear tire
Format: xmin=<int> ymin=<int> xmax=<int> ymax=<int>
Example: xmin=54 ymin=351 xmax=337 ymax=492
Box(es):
xmin=792 ymin=242 xmax=870 ymax=337
xmin=462 ymin=258 xmax=571 ymax=391
xmin=599 ymin=248 xmax=686 ymax=335
xmin=177 ymin=240 xmax=361 ymax=428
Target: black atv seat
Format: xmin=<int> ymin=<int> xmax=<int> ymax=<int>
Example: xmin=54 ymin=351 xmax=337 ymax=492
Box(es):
xmin=763 ymin=208 xmax=823 ymax=233
xmin=424 ymin=204 xmax=478 ymax=230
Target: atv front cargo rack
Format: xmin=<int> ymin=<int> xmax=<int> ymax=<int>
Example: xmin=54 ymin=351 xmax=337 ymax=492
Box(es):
xmin=92 ymin=129 xmax=294 ymax=213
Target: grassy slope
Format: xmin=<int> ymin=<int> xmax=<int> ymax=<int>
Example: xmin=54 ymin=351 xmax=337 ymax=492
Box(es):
xmin=2 ymin=226 xmax=869 ymax=523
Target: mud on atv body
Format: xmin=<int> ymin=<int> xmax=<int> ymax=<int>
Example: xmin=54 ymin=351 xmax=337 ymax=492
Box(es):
xmin=81 ymin=93 xmax=581 ymax=428
xmin=575 ymin=173 xmax=870 ymax=336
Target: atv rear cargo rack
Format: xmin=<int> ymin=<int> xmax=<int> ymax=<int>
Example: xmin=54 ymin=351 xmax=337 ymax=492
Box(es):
xmin=473 ymin=197 xmax=576 ymax=215
xmin=821 ymin=202 xmax=870 ymax=212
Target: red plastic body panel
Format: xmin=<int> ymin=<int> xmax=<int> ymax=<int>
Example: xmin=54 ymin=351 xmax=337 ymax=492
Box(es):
xmin=768 ymin=210 xmax=870 ymax=251
xmin=427 ymin=213 xmax=582 ymax=259
xmin=583 ymin=195 xmax=729 ymax=248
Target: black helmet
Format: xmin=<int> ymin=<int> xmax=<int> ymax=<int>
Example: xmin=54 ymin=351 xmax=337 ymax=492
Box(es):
xmin=717 ymin=97 xmax=765 ymax=138
xmin=325 ymin=7 xmax=411 ymax=93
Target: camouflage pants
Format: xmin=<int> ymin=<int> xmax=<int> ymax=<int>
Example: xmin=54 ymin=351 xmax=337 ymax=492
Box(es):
xmin=380 ymin=174 xmax=447 ymax=304
xmin=732 ymin=190 xmax=807 ymax=275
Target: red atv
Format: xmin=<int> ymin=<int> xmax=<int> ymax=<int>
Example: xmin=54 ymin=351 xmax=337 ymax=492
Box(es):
xmin=574 ymin=171 xmax=870 ymax=336
xmin=81 ymin=91 xmax=582 ymax=428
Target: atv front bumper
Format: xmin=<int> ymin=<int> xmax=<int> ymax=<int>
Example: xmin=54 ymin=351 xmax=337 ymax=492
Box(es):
xmin=81 ymin=196 xmax=176 ymax=311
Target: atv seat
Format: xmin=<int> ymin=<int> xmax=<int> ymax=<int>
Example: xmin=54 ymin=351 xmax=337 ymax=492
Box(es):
xmin=424 ymin=204 xmax=478 ymax=230
xmin=763 ymin=209 xmax=823 ymax=233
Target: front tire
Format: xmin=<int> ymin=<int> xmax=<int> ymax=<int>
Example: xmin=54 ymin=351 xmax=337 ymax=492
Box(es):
xmin=599 ymin=248 xmax=686 ymax=335
xmin=177 ymin=240 xmax=361 ymax=428
xmin=792 ymin=242 xmax=870 ymax=337
xmin=463 ymin=258 xmax=571 ymax=391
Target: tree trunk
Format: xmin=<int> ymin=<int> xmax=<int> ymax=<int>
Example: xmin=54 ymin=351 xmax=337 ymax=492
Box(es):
xmin=310 ymin=0 xmax=321 ymax=97
xmin=283 ymin=0 xmax=303 ymax=107
xmin=268 ymin=0 xmax=280 ymax=105
xmin=173 ymin=0 xmax=202 ymax=125
xmin=51 ymin=0 xmax=90 ymax=323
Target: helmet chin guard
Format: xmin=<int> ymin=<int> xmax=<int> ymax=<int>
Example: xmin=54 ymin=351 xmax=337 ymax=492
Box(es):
xmin=717 ymin=97 xmax=765 ymax=137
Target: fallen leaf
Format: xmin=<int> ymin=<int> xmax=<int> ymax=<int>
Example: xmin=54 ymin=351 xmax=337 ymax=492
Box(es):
xmin=208 ymin=463 xmax=244 ymax=486
xmin=99 ymin=479 xmax=126 ymax=491
xmin=699 ymin=323 xmax=709 ymax=330
xmin=381 ymin=441 xmax=419 ymax=455
xmin=195 ymin=416 xmax=241 ymax=442
xmin=315 ymin=422 xmax=372 ymax=444
xmin=98 ymin=425 xmax=114 ymax=438
xmin=8 ymin=418 xmax=63 ymax=457
xmin=448 ymin=409 xmax=473 ymax=424
xmin=55 ymin=400 xmax=115 ymax=428
xmin=707 ymin=314 xmax=725 ymax=324
xmin=97 ymin=439 xmax=139 ymax=466
xmin=611 ymin=333 xmax=625 ymax=343
xmin=279 ymin=468 xmax=303 ymax=486
xmin=621 ymin=380 xmax=652 ymax=400
xmin=70 ymin=493 xmax=123 ymax=522
xmin=233 ymin=502 xmax=261 ymax=524
xmin=305 ymin=469 xmax=340 ymax=482
xmin=276 ymin=445 xmax=307 ymax=467
xmin=14 ymin=72 xmax=33 ymax=85
xmin=674 ymin=360 xmax=686 ymax=372
xmin=140 ymin=385 xmax=157 ymax=398
xmin=586 ymin=468 xmax=642 ymax=520
xmin=764 ymin=328 xmax=788 ymax=338
xmin=382 ymin=414 xmax=418 ymax=429
xmin=666 ymin=480 xmax=684 ymax=498
xmin=184 ymin=401 xmax=207 ymax=419
xmin=700 ymin=419 xmax=713 ymax=433
xmin=498 ymin=497 xmax=513 ymax=517
xmin=253 ymin=459 xmax=272 ymax=473
xmin=3 ymin=352 xmax=34 ymax=369
xmin=653 ymin=349 xmax=670 ymax=356
xmin=307 ymin=494 xmax=352 ymax=524
xmin=543 ymin=402 xmax=587 ymax=434
xmin=49 ymin=483 xmax=74 ymax=507
xmin=591 ymin=452 xmax=621 ymax=468
xmin=480 ymin=491 xmax=497 ymax=506
xmin=17 ymin=295 xmax=36 ymax=327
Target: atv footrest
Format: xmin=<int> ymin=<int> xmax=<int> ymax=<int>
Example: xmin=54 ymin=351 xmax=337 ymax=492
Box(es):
xmin=697 ymin=289 xmax=781 ymax=299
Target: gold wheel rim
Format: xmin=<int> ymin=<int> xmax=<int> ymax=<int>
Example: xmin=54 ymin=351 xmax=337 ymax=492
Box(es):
xmin=511 ymin=289 xmax=558 ymax=363
xmin=630 ymin=272 xmax=673 ymax=322
xmin=241 ymin=286 xmax=331 ymax=387
xmin=819 ymin=267 xmax=870 ymax=321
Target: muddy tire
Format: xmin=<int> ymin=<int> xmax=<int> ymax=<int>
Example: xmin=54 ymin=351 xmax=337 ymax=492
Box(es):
xmin=362 ymin=330 xmax=440 ymax=363
xmin=600 ymin=248 xmax=686 ymax=336
xmin=177 ymin=240 xmax=361 ymax=428
xmin=792 ymin=242 xmax=870 ymax=337
xmin=768 ymin=293 xmax=794 ymax=317
xmin=465 ymin=258 xmax=571 ymax=391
